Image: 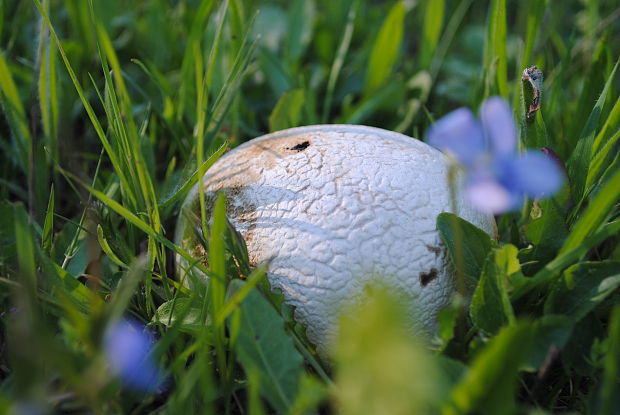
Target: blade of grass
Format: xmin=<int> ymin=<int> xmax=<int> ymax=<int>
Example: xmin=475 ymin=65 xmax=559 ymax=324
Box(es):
xmin=208 ymin=192 xmax=229 ymax=380
xmin=511 ymin=219 xmax=620 ymax=301
xmin=429 ymin=0 xmax=473 ymax=80
xmin=512 ymin=0 xmax=547 ymax=112
xmin=197 ymin=0 xmax=231 ymax=253
xmin=420 ymin=0 xmax=444 ymax=68
xmin=321 ymin=0 xmax=358 ymax=123
xmin=567 ymin=56 xmax=619 ymax=205
xmin=177 ymin=0 xmax=215 ymax=123
xmin=58 ymin=167 xmax=216 ymax=281
xmin=561 ymin=166 xmax=620 ymax=255
xmin=158 ymin=141 xmax=228 ymax=209
xmin=14 ymin=204 xmax=36 ymax=297
xmin=364 ymin=1 xmax=406 ymax=95
xmin=32 ymin=0 xmax=140 ymax=211
xmin=106 ymin=256 xmax=148 ymax=323
xmin=0 ymin=52 xmax=32 ymax=172
xmin=483 ymin=0 xmax=508 ymax=98
xmin=215 ymin=264 xmax=268 ymax=326
xmin=41 ymin=185 xmax=54 ymax=255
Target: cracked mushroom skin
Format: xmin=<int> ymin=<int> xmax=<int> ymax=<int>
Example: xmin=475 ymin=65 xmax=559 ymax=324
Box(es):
xmin=176 ymin=125 xmax=496 ymax=355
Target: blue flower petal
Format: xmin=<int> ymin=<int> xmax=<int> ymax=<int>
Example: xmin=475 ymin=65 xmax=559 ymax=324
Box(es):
xmin=465 ymin=165 xmax=519 ymax=214
xmin=104 ymin=319 xmax=164 ymax=392
xmin=427 ymin=107 xmax=485 ymax=166
xmin=465 ymin=178 xmax=513 ymax=214
xmin=507 ymin=151 xmax=564 ymax=197
xmin=481 ymin=97 xmax=516 ymax=157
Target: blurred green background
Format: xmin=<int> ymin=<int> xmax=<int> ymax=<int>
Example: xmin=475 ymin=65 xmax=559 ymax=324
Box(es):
xmin=1 ymin=0 xmax=619 ymax=413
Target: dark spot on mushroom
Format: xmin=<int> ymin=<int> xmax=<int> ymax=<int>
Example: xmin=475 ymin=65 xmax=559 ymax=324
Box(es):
xmin=426 ymin=245 xmax=442 ymax=255
xmin=420 ymin=268 xmax=438 ymax=287
xmin=287 ymin=141 xmax=310 ymax=152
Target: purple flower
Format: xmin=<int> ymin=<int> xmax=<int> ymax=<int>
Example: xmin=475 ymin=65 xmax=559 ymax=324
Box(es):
xmin=427 ymin=97 xmax=564 ymax=214
xmin=104 ymin=318 xmax=164 ymax=392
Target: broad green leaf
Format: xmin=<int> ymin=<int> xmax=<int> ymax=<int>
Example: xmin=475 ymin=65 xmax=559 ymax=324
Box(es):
xmin=436 ymin=355 xmax=467 ymax=392
xmin=567 ymin=56 xmax=619 ymax=202
xmin=215 ymin=264 xmax=268 ymax=326
xmin=520 ymin=194 xmax=569 ymax=275
xmin=364 ymin=1 xmax=406 ymax=95
xmin=522 ymin=315 xmax=573 ymax=371
xmin=334 ymin=286 xmax=439 ymax=415
xmin=562 ymin=312 xmax=606 ymax=376
xmin=435 ymin=298 xmax=461 ymax=349
xmin=228 ymin=279 xmax=304 ymax=414
xmin=445 ymin=321 xmax=535 ymax=415
xmin=544 ymin=261 xmax=620 ymax=321
xmin=38 ymin=250 xmax=99 ymax=313
xmin=154 ymin=297 xmax=207 ymax=334
xmin=436 ymin=212 xmax=495 ymax=282
xmin=269 ymin=89 xmax=305 ymax=132
xmin=470 ymin=245 xmax=518 ymax=335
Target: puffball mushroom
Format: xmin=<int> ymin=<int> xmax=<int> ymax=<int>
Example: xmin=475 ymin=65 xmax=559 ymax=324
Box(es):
xmin=176 ymin=125 xmax=495 ymax=355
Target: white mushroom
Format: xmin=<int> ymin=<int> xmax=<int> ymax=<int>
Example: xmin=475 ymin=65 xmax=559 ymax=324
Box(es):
xmin=176 ymin=125 xmax=495 ymax=355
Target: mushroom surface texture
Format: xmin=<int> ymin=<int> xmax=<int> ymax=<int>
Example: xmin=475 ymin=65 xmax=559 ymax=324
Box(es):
xmin=176 ymin=125 xmax=496 ymax=356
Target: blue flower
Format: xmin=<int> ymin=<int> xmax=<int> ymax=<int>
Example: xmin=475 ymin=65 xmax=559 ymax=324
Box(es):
xmin=426 ymin=97 xmax=564 ymax=214
xmin=104 ymin=318 xmax=164 ymax=393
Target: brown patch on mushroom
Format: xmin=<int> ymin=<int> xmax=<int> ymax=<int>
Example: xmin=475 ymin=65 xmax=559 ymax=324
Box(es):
xmin=191 ymin=244 xmax=209 ymax=268
xmin=425 ymin=245 xmax=442 ymax=255
xmin=419 ymin=268 xmax=438 ymax=287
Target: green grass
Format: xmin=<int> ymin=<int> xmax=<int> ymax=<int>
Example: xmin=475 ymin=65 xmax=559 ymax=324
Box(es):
xmin=1 ymin=0 xmax=619 ymax=413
